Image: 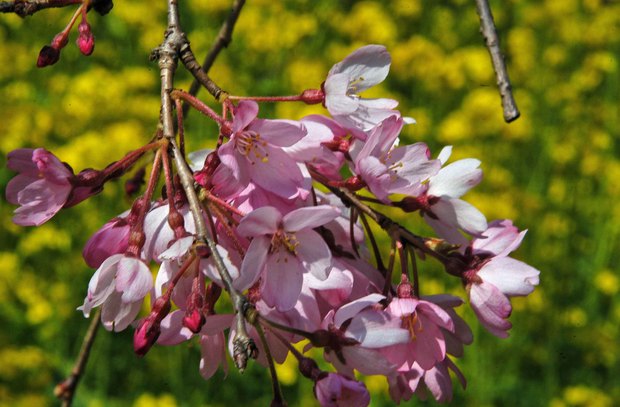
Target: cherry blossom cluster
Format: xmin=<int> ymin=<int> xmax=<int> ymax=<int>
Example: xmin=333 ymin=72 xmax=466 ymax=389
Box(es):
xmin=5 ymin=45 xmax=540 ymax=405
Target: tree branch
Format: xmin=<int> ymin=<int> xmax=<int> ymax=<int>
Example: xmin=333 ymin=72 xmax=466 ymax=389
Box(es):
xmin=54 ymin=308 xmax=102 ymax=407
xmin=1 ymin=0 xmax=79 ymax=16
xmin=154 ymin=0 xmax=255 ymax=372
xmin=182 ymin=0 xmax=245 ymax=116
xmin=475 ymin=0 xmax=520 ymax=123
xmin=1 ymin=0 xmax=113 ymax=17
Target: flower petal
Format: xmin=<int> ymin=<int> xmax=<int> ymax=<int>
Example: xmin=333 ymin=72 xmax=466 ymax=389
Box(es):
xmin=282 ymin=205 xmax=340 ymax=232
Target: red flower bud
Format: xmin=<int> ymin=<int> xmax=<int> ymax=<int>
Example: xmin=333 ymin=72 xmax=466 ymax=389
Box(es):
xmin=133 ymin=316 xmax=161 ymax=357
xmin=300 ymin=88 xmax=325 ymax=105
xmin=76 ymin=22 xmax=95 ymax=56
xmin=37 ymin=45 xmax=60 ymax=68
xmin=182 ymin=308 xmax=205 ymax=333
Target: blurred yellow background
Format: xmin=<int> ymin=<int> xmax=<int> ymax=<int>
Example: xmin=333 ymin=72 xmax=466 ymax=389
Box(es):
xmin=0 ymin=0 xmax=618 ymax=406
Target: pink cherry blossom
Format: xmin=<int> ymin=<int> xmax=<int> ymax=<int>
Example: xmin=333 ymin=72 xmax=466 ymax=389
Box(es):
xmin=214 ymin=100 xmax=307 ymax=199
xmin=396 ymin=146 xmax=487 ymax=242
xmin=324 ymin=45 xmax=406 ymax=131
xmin=461 ymin=220 xmax=540 ymax=337
xmin=319 ymin=294 xmax=409 ymax=377
xmin=6 ymin=148 xmax=74 ymax=226
xmin=352 ymin=116 xmax=440 ymax=202
xmin=382 ymin=297 xmax=455 ymax=371
xmin=237 ymin=205 xmax=340 ymax=311
xmin=78 ymin=254 xmax=153 ymax=331
xmin=388 ymin=357 xmax=466 ymax=404
xmin=314 ymin=373 xmax=370 ymax=407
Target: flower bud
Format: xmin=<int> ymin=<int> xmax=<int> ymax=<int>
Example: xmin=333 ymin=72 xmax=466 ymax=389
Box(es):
xmin=76 ymin=21 xmax=95 ymax=56
xmin=51 ymin=33 xmax=69 ymax=50
xmin=300 ymin=88 xmax=325 ymax=105
xmin=37 ymin=45 xmax=60 ymax=68
xmin=133 ymin=316 xmax=161 ymax=357
xmin=183 ymin=308 xmax=205 ymax=333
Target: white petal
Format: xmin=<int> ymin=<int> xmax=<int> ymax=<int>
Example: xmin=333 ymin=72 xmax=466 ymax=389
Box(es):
xmin=478 ymin=257 xmax=540 ymax=296
xmin=429 ymin=158 xmax=482 ymax=198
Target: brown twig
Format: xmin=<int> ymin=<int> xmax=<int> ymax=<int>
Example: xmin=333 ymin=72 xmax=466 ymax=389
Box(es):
xmin=182 ymin=0 xmax=245 ymax=117
xmin=54 ymin=308 xmax=102 ymax=407
xmin=474 ymin=0 xmax=520 ymax=123
xmin=1 ymin=0 xmax=113 ymax=16
xmin=323 ymin=183 xmax=451 ymax=265
xmin=1 ymin=0 xmax=79 ymax=16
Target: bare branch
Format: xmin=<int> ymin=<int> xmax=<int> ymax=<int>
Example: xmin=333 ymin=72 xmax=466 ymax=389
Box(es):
xmin=182 ymin=0 xmax=245 ymax=116
xmin=54 ymin=308 xmax=102 ymax=407
xmin=475 ymin=0 xmax=520 ymax=123
xmin=0 ymin=0 xmax=113 ymax=17
xmin=1 ymin=0 xmax=80 ymax=16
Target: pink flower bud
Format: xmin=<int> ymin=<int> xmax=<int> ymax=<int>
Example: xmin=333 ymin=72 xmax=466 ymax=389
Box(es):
xmin=76 ymin=22 xmax=95 ymax=56
xmin=133 ymin=296 xmax=171 ymax=356
xmin=133 ymin=316 xmax=161 ymax=357
xmin=51 ymin=33 xmax=69 ymax=50
xmin=182 ymin=308 xmax=205 ymax=333
xmin=300 ymin=88 xmax=325 ymax=105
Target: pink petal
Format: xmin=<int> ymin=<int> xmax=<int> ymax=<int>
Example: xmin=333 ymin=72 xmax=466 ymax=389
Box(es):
xmin=237 ymin=236 xmax=270 ymax=290
xmin=346 ymin=309 xmax=409 ymax=348
xmin=324 ymin=73 xmax=359 ymax=115
xmin=218 ymin=141 xmax=250 ymax=188
xmin=157 ymin=310 xmax=194 ymax=345
xmin=232 ymin=100 xmax=259 ymax=132
xmin=6 ymin=175 xmax=36 ymax=205
xmin=334 ymin=293 xmax=385 ymax=327
xmin=342 ymin=346 xmax=395 ymax=376
xmin=250 ymin=119 xmax=306 ymax=147
xmin=410 ymin=315 xmax=446 ymax=370
xmin=295 ymin=229 xmax=332 ymax=280
xmin=6 ymin=148 xmax=37 ymax=173
xmin=469 ymin=282 xmax=512 ymax=338
xmin=282 ymin=205 xmax=340 ymax=232
xmin=237 ymin=206 xmax=281 ymax=237
xmin=432 ymin=198 xmax=488 ymax=235
xmin=424 ymin=362 xmax=453 ymax=403
xmin=200 ymin=333 xmax=227 ymax=380
xmin=328 ymin=44 xmax=391 ymax=91
xmin=115 ymin=257 xmax=153 ymax=303
xmin=474 ymin=219 xmax=526 ymax=257
xmin=261 ymin=252 xmax=304 ymax=311
xmin=249 ymin=147 xmax=304 ymax=199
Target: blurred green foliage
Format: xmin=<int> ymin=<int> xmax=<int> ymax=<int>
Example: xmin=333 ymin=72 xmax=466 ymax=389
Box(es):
xmin=1 ymin=0 xmax=619 ymax=406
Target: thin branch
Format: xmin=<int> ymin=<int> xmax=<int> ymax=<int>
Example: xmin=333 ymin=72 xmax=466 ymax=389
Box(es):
xmin=358 ymin=211 xmax=385 ymax=273
xmin=1 ymin=0 xmax=80 ymax=16
xmin=475 ymin=0 xmax=520 ymax=123
xmin=323 ymin=183 xmax=451 ymax=265
xmin=54 ymin=308 xmax=102 ymax=407
xmin=182 ymin=0 xmax=246 ymax=117
xmin=255 ymin=324 xmax=286 ymax=406
xmin=179 ymin=43 xmax=227 ymax=102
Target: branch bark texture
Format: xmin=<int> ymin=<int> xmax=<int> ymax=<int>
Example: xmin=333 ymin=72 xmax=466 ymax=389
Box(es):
xmin=475 ymin=0 xmax=520 ymax=123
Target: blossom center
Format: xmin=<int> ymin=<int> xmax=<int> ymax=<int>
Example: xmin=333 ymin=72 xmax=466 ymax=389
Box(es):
xmin=347 ymin=76 xmax=365 ymax=97
xmin=402 ymin=313 xmax=423 ymax=340
xmin=235 ymin=130 xmax=269 ymax=163
xmin=269 ymin=229 xmax=299 ymax=257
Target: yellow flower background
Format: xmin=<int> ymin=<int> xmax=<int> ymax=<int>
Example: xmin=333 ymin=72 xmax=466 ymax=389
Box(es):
xmin=0 ymin=0 xmax=618 ymax=405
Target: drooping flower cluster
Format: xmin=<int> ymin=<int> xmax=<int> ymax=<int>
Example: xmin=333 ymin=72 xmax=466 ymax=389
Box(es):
xmin=5 ymin=45 xmax=540 ymax=405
